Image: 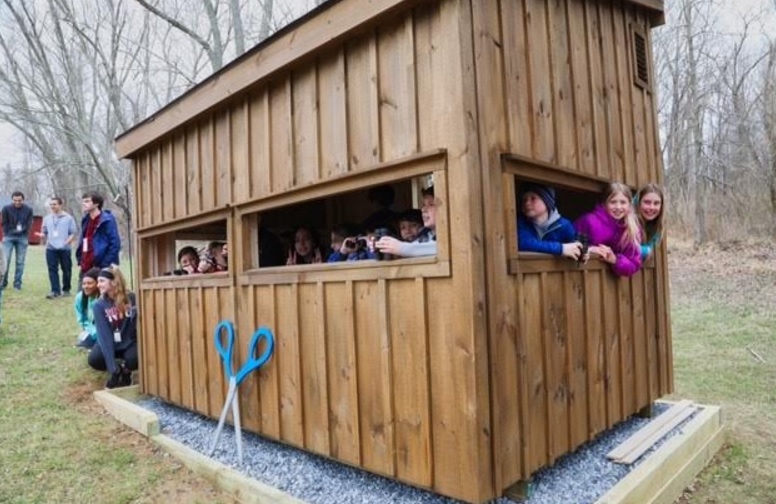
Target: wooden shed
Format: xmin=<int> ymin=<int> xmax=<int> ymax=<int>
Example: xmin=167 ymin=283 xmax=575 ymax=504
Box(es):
xmin=115 ymin=0 xmax=672 ymax=502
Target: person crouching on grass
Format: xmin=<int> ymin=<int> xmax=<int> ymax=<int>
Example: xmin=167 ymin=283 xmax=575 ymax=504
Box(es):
xmin=517 ymin=183 xmax=583 ymax=260
xmin=74 ymin=268 xmax=100 ymax=349
xmin=88 ymin=266 xmax=137 ymax=389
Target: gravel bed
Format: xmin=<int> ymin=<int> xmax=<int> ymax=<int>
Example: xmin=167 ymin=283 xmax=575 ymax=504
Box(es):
xmin=139 ymin=398 xmax=694 ymax=504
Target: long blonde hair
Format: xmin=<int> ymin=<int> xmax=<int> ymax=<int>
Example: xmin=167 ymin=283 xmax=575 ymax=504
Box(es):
xmin=636 ymin=183 xmax=664 ymax=243
xmin=102 ymin=265 xmax=131 ymax=315
xmin=603 ymin=183 xmax=641 ymax=250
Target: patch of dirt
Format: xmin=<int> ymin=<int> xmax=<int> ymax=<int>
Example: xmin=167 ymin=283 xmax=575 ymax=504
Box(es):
xmin=63 ymin=380 xmax=237 ymax=504
xmin=62 ymin=376 xmax=104 ymax=414
xmin=668 ymin=238 xmax=776 ymax=313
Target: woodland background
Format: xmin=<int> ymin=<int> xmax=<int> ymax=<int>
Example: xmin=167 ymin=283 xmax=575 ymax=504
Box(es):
xmin=0 ymin=0 xmax=775 ymax=244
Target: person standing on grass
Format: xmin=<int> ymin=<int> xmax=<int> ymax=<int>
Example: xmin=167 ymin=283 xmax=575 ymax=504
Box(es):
xmin=1 ymin=191 xmax=34 ymax=290
xmin=88 ymin=266 xmax=137 ymax=388
xmin=75 ymin=192 xmax=121 ymax=284
xmin=0 ymin=246 xmax=5 ymax=326
xmin=37 ymin=197 xmax=77 ymax=299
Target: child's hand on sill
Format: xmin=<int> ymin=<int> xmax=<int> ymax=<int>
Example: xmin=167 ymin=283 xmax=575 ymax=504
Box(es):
xmin=589 ymin=245 xmax=616 ymax=264
xmin=561 ymin=241 xmax=584 ymax=261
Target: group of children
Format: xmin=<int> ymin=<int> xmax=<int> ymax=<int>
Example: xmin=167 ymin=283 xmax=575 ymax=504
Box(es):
xmin=284 ymin=185 xmax=438 ymax=265
xmin=517 ymin=182 xmax=664 ymax=277
xmin=175 ymin=241 xmax=229 ymax=275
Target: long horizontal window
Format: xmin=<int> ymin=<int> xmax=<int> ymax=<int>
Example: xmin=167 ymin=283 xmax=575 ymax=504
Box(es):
xmin=235 ymin=151 xmax=450 ymax=284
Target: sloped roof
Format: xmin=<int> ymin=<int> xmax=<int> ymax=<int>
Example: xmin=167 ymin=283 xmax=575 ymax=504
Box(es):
xmin=115 ymin=0 xmax=664 ymax=159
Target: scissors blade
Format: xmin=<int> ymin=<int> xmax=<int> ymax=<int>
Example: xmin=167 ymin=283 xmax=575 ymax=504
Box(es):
xmin=208 ymin=378 xmax=238 ymax=456
xmin=233 ymin=388 xmax=243 ymax=464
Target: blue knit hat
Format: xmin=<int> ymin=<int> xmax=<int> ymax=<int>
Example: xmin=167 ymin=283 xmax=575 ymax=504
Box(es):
xmin=522 ymin=183 xmax=556 ymax=212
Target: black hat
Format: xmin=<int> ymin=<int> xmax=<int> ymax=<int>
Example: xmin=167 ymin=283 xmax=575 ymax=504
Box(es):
xmin=522 ymin=183 xmax=556 ymax=212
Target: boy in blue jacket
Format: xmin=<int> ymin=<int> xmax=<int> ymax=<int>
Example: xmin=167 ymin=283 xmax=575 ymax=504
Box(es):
xmin=517 ymin=183 xmax=583 ymax=260
xmin=75 ymin=192 xmax=121 ymax=281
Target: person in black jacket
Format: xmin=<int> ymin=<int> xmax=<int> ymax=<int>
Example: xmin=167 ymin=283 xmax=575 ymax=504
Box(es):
xmin=1 ymin=191 xmax=34 ymax=290
xmin=88 ymin=265 xmax=137 ymax=389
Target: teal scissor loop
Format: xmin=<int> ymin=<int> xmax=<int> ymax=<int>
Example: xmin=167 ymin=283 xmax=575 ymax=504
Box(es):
xmin=214 ymin=320 xmax=275 ymax=385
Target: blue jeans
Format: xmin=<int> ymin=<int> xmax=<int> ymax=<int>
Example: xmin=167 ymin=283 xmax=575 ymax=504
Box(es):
xmin=2 ymin=235 xmax=29 ymax=289
xmin=46 ymin=248 xmax=73 ymax=295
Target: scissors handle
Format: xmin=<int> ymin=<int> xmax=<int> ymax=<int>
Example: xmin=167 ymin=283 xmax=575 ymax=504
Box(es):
xmin=214 ymin=320 xmax=236 ymax=378
xmin=234 ymin=326 xmax=275 ymax=384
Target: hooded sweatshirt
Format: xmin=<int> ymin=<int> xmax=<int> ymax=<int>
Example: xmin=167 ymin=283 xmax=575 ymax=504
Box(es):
xmin=574 ymin=204 xmax=641 ymax=277
xmin=517 ymin=209 xmax=577 ymax=255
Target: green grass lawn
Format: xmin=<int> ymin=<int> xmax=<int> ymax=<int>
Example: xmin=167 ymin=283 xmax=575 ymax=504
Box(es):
xmin=670 ymin=299 xmax=776 ymax=503
xmin=667 ymin=241 xmax=776 ymax=504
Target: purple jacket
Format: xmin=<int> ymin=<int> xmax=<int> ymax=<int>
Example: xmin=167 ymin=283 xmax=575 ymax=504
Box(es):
xmin=574 ymin=204 xmax=641 ymax=277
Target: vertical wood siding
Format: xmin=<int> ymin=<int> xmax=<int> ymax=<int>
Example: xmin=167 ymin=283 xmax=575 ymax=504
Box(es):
xmin=473 ymin=0 xmax=671 ymax=492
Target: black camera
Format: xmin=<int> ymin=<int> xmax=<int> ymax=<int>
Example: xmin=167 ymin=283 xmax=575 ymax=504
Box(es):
xmin=171 ymin=269 xmax=189 ymax=276
xmin=374 ymin=227 xmax=391 ymax=261
xmin=344 ymin=237 xmax=368 ymax=250
xmin=576 ymin=233 xmax=589 ymax=264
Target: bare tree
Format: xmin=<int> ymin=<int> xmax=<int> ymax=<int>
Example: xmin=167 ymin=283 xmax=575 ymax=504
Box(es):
xmin=0 ymin=0 xmax=319 ymax=228
xmin=654 ymin=0 xmax=776 ymax=242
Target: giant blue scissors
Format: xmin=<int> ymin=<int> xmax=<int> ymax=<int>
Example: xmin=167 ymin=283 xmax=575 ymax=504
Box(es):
xmin=208 ymin=320 xmax=274 ymax=463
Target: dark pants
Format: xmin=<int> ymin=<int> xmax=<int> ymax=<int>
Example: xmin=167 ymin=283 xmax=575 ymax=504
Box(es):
xmin=46 ymin=248 xmax=73 ymax=295
xmin=87 ymin=342 xmax=139 ymax=372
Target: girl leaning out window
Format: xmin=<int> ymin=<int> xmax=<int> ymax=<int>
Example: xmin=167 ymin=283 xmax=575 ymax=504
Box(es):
xmin=574 ymin=182 xmax=642 ymax=277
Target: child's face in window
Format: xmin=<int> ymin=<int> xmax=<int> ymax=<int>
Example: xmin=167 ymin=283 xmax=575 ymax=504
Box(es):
xmin=421 ymin=194 xmax=437 ymax=229
xmin=295 ymin=228 xmax=315 ymax=257
xmin=638 ymin=192 xmax=662 ymax=222
xmin=399 ymin=220 xmax=422 ymax=241
xmin=330 ymin=232 xmax=344 ymax=252
xmin=522 ymin=192 xmax=548 ymax=220
xmin=179 ymin=253 xmax=198 ymax=271
xmin=606 ymin=191 xmax=631 ymax=221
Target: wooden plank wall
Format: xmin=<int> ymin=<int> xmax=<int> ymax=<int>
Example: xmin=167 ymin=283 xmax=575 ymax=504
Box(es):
xmin=134 ymin=2 xmax=493 ymax=502
xmin=471 ymin=0 xmax=672 ymax=493
xmin=133 ymin=9 xmax=441 ymax=230
xmin=139 ymin=285 xmax=234 ymax=418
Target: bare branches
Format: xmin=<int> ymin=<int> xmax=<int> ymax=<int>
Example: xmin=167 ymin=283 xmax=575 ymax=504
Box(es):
xmin=656 ymin=0 xmax=776 ymax=240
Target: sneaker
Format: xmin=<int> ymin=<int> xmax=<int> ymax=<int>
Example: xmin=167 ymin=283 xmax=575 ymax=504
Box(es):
xmin=105 ymin=371 xmax=122 ymax=389
xmin=75 ymin=338 xmax=94 ymax=349
xmin=119 ymin=370 xmax=133 ymax=387
xmin=13 ymin=286 xmax=21 ymax=291
xmin=62 ymin=291 xmax=71 ymax=297
xmin=45 ymin=292 xmax=61 ymax=299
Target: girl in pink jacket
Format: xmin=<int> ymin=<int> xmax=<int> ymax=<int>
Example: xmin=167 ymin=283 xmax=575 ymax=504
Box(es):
xmin=574 ymin=183 xmax=642 ymax=277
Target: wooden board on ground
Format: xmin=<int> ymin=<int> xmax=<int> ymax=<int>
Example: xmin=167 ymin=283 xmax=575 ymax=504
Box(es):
xmin=607 ymin=399 xmax=694 ymax=462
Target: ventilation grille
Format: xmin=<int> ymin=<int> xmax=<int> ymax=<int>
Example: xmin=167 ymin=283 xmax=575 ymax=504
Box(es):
xmin=633 ymin=28 xmax=650 ymax=89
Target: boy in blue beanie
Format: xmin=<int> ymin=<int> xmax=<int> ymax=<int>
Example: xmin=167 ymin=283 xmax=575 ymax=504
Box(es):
xmin=518 ymin=183 xmax=584 ymax=259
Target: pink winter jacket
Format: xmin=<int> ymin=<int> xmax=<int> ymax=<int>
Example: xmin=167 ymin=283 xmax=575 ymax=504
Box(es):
xmin=574 ymin=204 xmax=642 ymax=277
